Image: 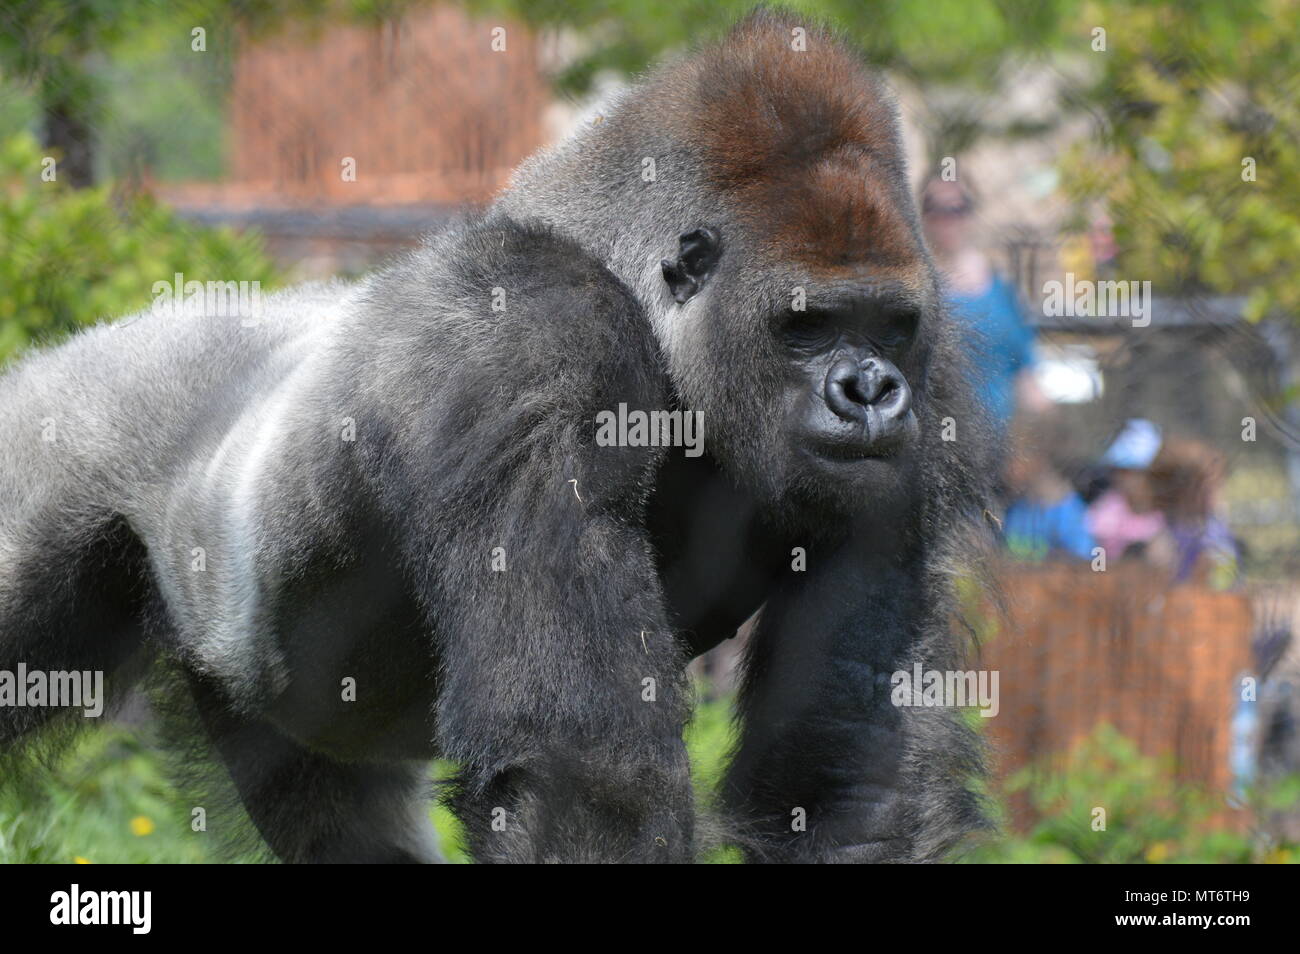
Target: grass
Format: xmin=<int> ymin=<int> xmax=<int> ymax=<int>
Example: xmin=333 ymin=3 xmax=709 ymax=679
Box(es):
xmin=8 ymin=698 xmax=1289 ymax=864
xmin=0 ymin=693 xmax=739 ymax=864
xmin=0 ymin=730 xmax=211 ymax=864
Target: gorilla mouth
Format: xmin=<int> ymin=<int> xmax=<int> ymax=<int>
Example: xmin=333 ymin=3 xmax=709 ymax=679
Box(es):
xmin=818 ymin=442 xmax=882 ymax=461
xmin=808 ymin=408 xmax=917 ymax=463
xmin=814 ymin=440 xmax=894 ymax=463
xmin=809 ymin=431 xmax=895 ymax=462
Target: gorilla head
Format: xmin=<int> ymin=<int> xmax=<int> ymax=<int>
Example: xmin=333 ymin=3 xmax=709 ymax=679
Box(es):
xmin=497 ymin=10 xmax=955 ymax=528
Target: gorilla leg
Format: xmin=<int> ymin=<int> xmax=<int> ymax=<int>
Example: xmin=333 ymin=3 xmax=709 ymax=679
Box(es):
xmin=189 ymin=678 xmax=441 ymax=863
xmin=723 ymin=540 xmax=985 ymax=863
xmin=0 ymin=513 xmax=153 ymax=745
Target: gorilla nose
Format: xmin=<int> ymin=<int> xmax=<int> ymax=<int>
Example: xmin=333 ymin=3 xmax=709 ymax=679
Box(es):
xmin=824 ymin=356 xmax=912 ymax=428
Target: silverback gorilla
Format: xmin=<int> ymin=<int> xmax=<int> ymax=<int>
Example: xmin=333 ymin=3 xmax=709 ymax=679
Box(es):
xmin=0 ymin=10 xmax=993 ymax=862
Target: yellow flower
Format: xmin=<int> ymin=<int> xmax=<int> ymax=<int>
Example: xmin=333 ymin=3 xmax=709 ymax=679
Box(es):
xmin=130 ymin=816 xmax=155 ymax=837
xmin=74 ymin=856 xmax=92 ymax=864
xmin=1144 ymin=841 xmax=1171 ymax=863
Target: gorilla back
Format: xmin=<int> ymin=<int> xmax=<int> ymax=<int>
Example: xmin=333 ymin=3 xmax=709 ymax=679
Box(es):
xmin=0 ymin=10 xmax=991 ymax=863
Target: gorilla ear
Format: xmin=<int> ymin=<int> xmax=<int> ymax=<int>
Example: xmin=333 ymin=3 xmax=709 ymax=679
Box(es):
xmin=660 ymin=227 xmax=722 ymax=304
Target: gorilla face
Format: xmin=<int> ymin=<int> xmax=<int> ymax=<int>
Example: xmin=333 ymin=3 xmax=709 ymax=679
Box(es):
xmin=660 ymin=226 xmax=933 ymax=526
xmin=779 ymin=294 xmax=920 ymax=464
xmin=767 ymin=284 xmax=931 ymax=525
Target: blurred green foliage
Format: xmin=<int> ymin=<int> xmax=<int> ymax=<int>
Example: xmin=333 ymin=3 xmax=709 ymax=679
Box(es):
xmin=0 ymin=132 xmax=279 ymax=361
xmin=1060 ymin=0 xmax=1300 ymax=320
xmin=6 ymin=704 xmax=1294 ymax=863
xmin=0 ymin=693 xmax=739 ymax=864
xmin=0 ymin=0 xmax=171 ymax=186
xmin=0 ymin=729 xmax=213 ymax=864
xmin=0 ymin=0 xmax=391 ymax=185
xmin=96 ymin=21 xmax=231 ymax=182
xmin=463 ymin=0 xmax=1080 ymax=94
xmin=965 ymin=723 xmax=1298 ymax=863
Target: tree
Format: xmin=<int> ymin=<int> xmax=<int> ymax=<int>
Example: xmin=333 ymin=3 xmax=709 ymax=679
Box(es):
xmin=0 ymin=133 xmax=279 ymax=360
xmin=0 ymin=1 xmax=169 ymax=186
xmin=1058 ymin=0 xmax=1299 ymax=321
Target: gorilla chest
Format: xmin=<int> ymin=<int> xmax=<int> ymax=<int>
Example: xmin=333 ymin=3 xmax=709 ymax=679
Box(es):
xmin=265 ymin=526 xmax=437 ymax=760
xmin=647 ymin=451 xmax=788 ymax=657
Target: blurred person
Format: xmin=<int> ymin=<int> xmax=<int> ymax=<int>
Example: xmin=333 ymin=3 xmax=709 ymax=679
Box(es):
xmin=1058 ymin=204 xmax=1119 ymax=283
xmin=1148 ymin=438 xmax=1240 ymax=588
xmin=1086 ymin=418 xmax=1166 ymax=561
xmin=1086 ymin=208 xmax=1119 ymax=277
xmin=920 ymin=176 xmax=1044 ymax=437
xmin=1002 ymin=419 xmax=1095 ymax=562
xmin=1228 ymin=668 xmax=1259 ymax=805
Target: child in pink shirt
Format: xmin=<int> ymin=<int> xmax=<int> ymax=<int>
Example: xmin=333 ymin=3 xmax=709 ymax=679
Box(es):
xmin=1086 ymin=419 xmax=1166 ymax=559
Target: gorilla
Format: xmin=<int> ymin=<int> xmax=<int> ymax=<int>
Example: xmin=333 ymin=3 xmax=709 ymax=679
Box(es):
xmin=0 ymin=10 xmax=992 ymax=863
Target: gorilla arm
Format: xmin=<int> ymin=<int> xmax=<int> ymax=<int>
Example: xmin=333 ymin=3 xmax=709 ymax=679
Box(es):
xmin=355 ymin=221 xmax=695 ymax=862
xmin=723 ymin=527 xmax=987 ymax=864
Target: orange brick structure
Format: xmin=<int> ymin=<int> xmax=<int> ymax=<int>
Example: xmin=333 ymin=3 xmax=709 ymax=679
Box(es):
xmin=227 ymin=8 xmax=545 ymax=206
xmin=977 ymin=564 xmax=1253 ymax=824
xmin=156 ymin=6 xmax=551 ymax=274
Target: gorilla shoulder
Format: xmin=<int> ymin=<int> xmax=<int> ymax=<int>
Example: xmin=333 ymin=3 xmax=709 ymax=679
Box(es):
xmin=344 ymin=217 xmax=671 ymax=516
xmin=365 ymin=217 xmax=664 ymax=411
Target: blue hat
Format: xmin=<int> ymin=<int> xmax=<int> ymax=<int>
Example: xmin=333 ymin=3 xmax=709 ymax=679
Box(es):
xmin=1102 ymin=419 xmax=1162 ymax=470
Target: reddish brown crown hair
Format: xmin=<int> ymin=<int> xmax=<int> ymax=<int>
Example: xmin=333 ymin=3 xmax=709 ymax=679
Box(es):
xmin=677 ymin=9 xmax=924 ymax=275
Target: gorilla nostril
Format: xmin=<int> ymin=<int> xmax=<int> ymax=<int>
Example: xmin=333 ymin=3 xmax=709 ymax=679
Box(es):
xmin=859 ymin=373 xmax=892 ymax=406
xmin=878 ymin=375 xmax=908 ymax=405
xmin=862 ymin=359 xmax=910 ymax=414
xmin=844 ymin=377 xmax=870 ymax=406
xmin=824 ymin=357 xmax=868 ymax=422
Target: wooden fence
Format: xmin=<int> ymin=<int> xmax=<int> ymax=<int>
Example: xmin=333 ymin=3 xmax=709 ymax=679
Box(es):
xmin=977 ymin=564 xmax=1253 ymax=823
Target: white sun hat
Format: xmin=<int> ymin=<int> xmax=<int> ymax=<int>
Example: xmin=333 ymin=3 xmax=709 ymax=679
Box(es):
xmin=1101 ymin=418 xmax=1162 ymax=470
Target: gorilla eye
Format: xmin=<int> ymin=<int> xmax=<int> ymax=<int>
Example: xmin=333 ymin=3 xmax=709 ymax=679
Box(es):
xmin=871 ymin=307 xmax=920 ymax=351
xmin=781 ymin=311 xmax=839 ymax=351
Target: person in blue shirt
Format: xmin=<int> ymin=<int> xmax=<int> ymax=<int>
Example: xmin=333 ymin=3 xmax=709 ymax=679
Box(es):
xmin=1001 ymin=425 xmax=1096 ymax=562
xmin=920 ymin=176 xmax=1041 ymax=435
xmin=1003 ymin=491 xmax=1096 ymax=562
